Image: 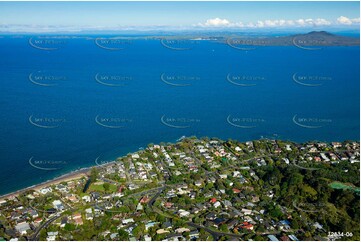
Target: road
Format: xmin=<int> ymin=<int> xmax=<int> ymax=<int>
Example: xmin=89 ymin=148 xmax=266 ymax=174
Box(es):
xmin=147 ymin=186 xmax=242 ymax=240
xmin=30 ymin=213 xmax=62 ymax=241
xmin=146 ymin=184 xmax=293 ymax=241
xmin=27 ymin=144 xmax=345 ymax=241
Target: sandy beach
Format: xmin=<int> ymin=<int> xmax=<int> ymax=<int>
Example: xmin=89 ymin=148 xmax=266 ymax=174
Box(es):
xmin=0 ymin=168 xmax=90 ymax=202
xmin=0 ymin=159 xmax=120 ymax=202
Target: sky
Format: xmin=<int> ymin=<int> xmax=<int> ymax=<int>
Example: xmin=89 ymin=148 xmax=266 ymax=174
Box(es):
xmin=0 ymin=1 xmax=359 ymax=33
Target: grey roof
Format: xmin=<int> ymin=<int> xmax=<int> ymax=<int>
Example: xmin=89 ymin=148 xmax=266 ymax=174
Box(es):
xmin=15 ymin=223 xmax=30 ymax=233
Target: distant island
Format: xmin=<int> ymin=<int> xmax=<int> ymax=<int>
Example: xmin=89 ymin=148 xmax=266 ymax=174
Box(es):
xmin=5 ymin=31 xmax=359 ymax=47
xmin=158 ymin=31 xmax=360 ymax=46
xmin=222 ymin=31 xmax=360 ymax=46
xmin=109 ymin=31 xmax=360 ymax=46
xmin=0 ymin=137 xmax=359 ymax=241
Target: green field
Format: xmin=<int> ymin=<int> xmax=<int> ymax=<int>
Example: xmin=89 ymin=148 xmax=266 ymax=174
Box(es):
xmin=89 ymin=183 xmax=118 ymax=193
xmin=329 ymin=181 xmax=360 ymax=193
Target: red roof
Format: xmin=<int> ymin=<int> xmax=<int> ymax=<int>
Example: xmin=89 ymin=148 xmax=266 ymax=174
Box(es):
xmin=240 ymin=222 xmax=254 ymax=230
xmin=140 ymin=196 xmax=150 ymax=204
xmin=34 ymin=217 xmax=42 ymax=222
xmin=210 ymin=198 xmax=217 ymax=203
xmin=280 ymin=235 xmax=290 ymax=241
xmin=164 ymin=202 xmax=173 ymax=208
xmin=118 ymin=185 xmax=125 ymax=192
xmin=232 ymin=188 xmax=241 ymax=193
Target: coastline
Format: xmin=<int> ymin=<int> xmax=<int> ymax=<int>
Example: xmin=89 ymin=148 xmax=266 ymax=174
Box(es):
xmin=0 ymin=168 xmax=90 ymax=202
xmin=0 ymin=156 xmax=124 ymax=202
xmin=0 ymin=138 xmax=177 ymax=201
xmin=0 ymin=137 xmax=358 ymax=202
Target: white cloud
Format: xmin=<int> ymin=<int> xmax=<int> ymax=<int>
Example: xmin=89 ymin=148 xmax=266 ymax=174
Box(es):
xmin=337 ymin=16 xmax=360 ymax=25
xmin=262 ymin=19 xmax=298 ymax=27
xmin=295 ymin=19 xmax=306 ymax=26
xmin=203 ymin=18 xmax=231 ymax=27
xmin=290 ymin=18 xmax=331 ymax=27
xmin=256 ymin=21 xmax=265 ymax=28
xmin=337 ymin=16 xmax=352 ymax=25
xmin=0 ymin=24 xmax=189 ymax=33
xmin=313 ymin=18 xmax=331 ymax=26
xmin=198 ymin=17 xmax=336 ymax=29
xmin=1 ymin=16 xmax=359 ymax=33
xmin=197 ymin=18 xmax=247 ymax=28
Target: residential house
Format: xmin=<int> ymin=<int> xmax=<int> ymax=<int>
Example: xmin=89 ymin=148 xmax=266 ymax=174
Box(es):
xmin=226 ymin=219 xmax=239 ymax=230
xmin=28 ymin=209 xmax=39 ymax=219
xmin=210 ymin=198 xmax=217 ymax=204
xmin=241 ymin=209 xmax=252 ymax=215
xmin=288 ymin=234 xmax=299 ymax=241
xmin=82 ymin=195 xmax=91 ymax=203
xmin=122 ymin=218 xmax=134 ymax=225
xmin=85 ymin=208 xmax=93 ymax=220
xmin=33 ymin=217 xmax=43 ymax=227
xmin=156 ymin=229 xmax=169 ymax=234
xmin=46 ymin=232 xmax=58 ymax=241
xmin=232 ymin=188 xmax=241 ymax=194
xmin=60 ymin=217 xmax=68 ymax=228
xmin=280 ymin=235 xmax=290 ymax=241
xmin=15 ymin=222 xmax=30 ymax=235
xmin=205 ymin=212 xmax=217 ymax=220
xmin=219 ymin=174 xmax=227 ymax=179
xmin=39 ymin=187 xmax=52 ymax=195
xmin=72 ymin=213 xmax=83 ymax=226
xmin=136 ymin=203 xmax=143 ymax=211
xmin=178 ymin=209 xmax=190 ymax=217
xmin=162 ymin=221 xmax=172 ymax=230
xmin=145 ymin=221 xmax=158 ymax=231
xmin=239 ymin=222 xmax=254 ymax=231
xmin=278 ymin=220 xmax=291 ymax=230
xmin=213 ymin=218 xmax=226 ymax=228
xmin=213 ymin=201 xmax=221 ymax=208
xmin=140 ymin=196 xmax=150 ymax=204
xmin=52 ymin=200 xmax=64 ymax=211
xmin=189 ymin=230 xmax=199 ymax=240
xmin=144 ymin=235 xmax=152 ymax=241
xmin=175 ymin=228 xmax=190 ymax=234
xmin=222 ymin=200 xmax=232 ymax=209
xmin=268 ymin=235 xmax=279 ymax=241
xmin=66 ymin=194 xmax=79 ymax=203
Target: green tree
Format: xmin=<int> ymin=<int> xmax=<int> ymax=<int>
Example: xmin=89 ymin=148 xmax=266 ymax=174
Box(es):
xmin=205 ymin=182 xmax=214 ymax=190
xmin=219 ymin=224 xmax=229 ymax=232
xmin=291 ymin=219 xmax=300 ymax=229
xmin=103 ymin=183 xmax=110 ymax=192
xmin=64 ymin=223 xmax=76 ymax=231
xmin=118 ymin=229 xmax=129 ymax=240
xmin=133 ymin=223 xmax=145 ymax=239
xmin=253 ymin=235 xmax=264 ymax=241
xmin=156 ymin=214 xmax=166 ymax=223
xmin=90 ymin=168 xmax=99 ymax=182
xmin=183 ymin=231 xmax=190 ymax=240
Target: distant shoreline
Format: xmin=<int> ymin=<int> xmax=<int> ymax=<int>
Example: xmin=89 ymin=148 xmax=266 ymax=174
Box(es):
xmin=0 ymin=138 xmax=359 ymax=202
xmin=0 ymin=31 xmax=359 ymax=46
xmin=0 ymin=168 xmax=90 ymax=202
xmin=0 ymin=157 xmax=122 ymax=201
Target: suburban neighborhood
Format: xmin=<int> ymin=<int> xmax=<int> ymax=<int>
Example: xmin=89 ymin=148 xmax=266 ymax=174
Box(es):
xmin=0 ymin=137 xmax=359 ymax=241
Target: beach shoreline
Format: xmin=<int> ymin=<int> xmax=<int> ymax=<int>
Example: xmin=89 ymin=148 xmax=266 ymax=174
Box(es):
xmin=0 ymin=157 xmax=122 ymax=202
xmin=0 ymin=168 xmax=90 ymax=202
xmin=0 ymin=144 xmax=146 ymax=203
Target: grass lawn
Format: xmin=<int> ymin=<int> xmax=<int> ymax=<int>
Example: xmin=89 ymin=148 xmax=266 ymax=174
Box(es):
xmin=89 ymin=183 xmax=118 ymax=193
xmin=329 ymin=181 xmax=360 ymax=193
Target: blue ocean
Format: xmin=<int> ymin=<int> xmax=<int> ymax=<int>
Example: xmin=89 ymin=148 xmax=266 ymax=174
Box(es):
xmin=0 ymin=35 xmax=359 ymax=195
